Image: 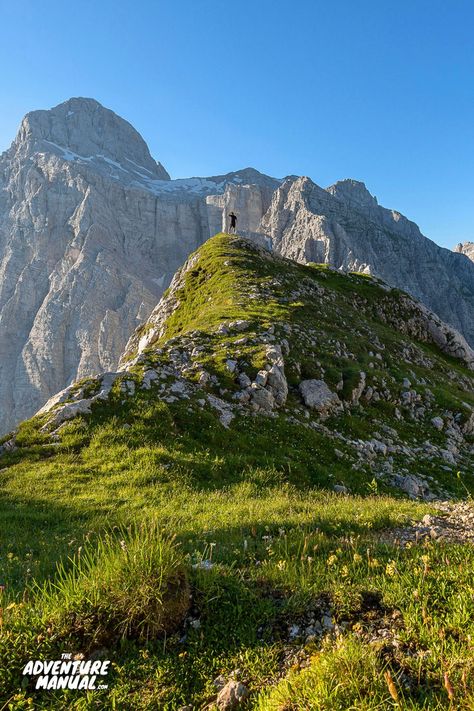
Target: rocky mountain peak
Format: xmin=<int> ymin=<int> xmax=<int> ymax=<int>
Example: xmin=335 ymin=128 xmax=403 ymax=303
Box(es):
xmin=11 ymin=97 xmax=170 ymax=180
xmin=454 ymin=242 xmax=474 ymax=262
xmin=326 ymin=179 xmax=378 ymax=208
xmin=205 ymin=167 xmax=281 ymax=191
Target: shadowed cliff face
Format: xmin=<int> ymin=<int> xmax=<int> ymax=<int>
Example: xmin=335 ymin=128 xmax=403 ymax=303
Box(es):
xmin=259 ymin=177 xmax=474 ymax=348
xmin=0 ymin=98 xmax=278 ymax=434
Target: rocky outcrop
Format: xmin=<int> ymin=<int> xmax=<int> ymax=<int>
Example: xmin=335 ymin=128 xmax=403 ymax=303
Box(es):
xmin=259 ymin=177 xmax=474 ymax=349
xmin=216 ymin=680 xmax=249 ymax=709
xmin=454 ymin=242 xmax=474 ymax=262
xmin=206 ymin=169 xmax=278 ymax=243
xmin=369 ymin=291 xmax=474 ymax=369
xmin=0 ymin=98 xmax=279 ymax=434
xmin=299 ymin=379 xmax=341 ymax=417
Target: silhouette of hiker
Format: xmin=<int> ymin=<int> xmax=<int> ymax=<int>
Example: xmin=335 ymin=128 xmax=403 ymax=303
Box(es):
xmin=228 ymin=211 xmax=237 ymax=234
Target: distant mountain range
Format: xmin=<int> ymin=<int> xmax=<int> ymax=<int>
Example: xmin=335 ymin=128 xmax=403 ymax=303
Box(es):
xmin=0 ymin=97 xmax=472 ymax=434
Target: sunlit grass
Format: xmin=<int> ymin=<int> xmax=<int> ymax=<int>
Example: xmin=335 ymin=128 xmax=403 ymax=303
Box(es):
xmin=0 ymin=234 xmax=473 ymax=708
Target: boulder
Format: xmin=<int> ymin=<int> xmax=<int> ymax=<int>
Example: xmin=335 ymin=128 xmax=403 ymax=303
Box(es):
xmin=237 ymin=373 xmax=252 ymax=388
xmin=217 ymin=681 xmax=249 ymax=710
xmin=255 ymin=370 xmax=268 ymax=386
xmin=431 ymin=416 xmax=444 ymax=431
xmin=266 ymin=364 xmax=288 ymax=405
xmin=392 ymin=474 xmax=431 ymax=499
xmin=350 ymin=371 xmax=366 ymax=404
xmin=462 ymin=411 xmax=474 ymax=435
xmin=299 ymin=380 xmax=341 ymax=417
xmin=250 ymin=388 xmax=275 ymax=412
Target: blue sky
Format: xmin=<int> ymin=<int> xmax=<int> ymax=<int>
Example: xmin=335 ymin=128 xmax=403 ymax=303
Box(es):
xmin=0 ymin=0 xmax=472 ymax=249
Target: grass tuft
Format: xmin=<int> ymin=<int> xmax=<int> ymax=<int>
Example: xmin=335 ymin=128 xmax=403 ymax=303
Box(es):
xmin=38 ymin=524 xmax=190 ymax=649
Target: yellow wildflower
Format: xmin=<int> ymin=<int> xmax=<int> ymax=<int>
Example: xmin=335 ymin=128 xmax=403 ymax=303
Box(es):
xmin=385 ymin=560 xmax=397 ymax=577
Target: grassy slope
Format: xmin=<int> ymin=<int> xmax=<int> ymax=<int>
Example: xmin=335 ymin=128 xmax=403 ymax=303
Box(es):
xmin=0 ymin=234 xmax=473 ymax=709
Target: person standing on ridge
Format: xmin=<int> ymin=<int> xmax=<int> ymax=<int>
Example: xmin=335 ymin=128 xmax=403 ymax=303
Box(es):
xmin=228 ymin=211 xmax=237 ymax=234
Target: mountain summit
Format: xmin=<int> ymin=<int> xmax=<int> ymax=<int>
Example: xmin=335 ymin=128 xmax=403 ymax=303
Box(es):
xmin=455 ymin=241 xmax=474 ymax=262
xmin=10 ymin=97 xmax=170 ymax=180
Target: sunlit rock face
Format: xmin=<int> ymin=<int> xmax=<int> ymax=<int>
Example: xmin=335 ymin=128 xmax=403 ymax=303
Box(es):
xmin=260 ymin=177 xmax=474 ymax=349
xmin=0 ymin=97 xmax=279 ymax=432
xmin=454 ymin=242 xmax=474 ymax=262
xmin=0 ymin=97 xmax=472 ymax=435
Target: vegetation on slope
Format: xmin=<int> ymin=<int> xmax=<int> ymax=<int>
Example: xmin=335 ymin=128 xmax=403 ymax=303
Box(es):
xmin=0 ymin=234 xmax=473 ymax=709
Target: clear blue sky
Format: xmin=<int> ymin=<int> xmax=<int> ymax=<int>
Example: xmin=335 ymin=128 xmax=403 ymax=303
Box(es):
xmin=0 ymin=0 xmax=472 ymax=249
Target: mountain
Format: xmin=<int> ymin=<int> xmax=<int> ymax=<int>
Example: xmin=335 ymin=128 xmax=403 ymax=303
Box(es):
xmin=1 ymin=234 xmax=473 ymax=708
xmin=0 ymin=98 xmax=279 ymax=434
xmin=260 ymin=177 xmax=474 ymax=348
xmin=1 ymin=97 xmax=473 ymax=437
xmin=455 ymin=241 xmax=474 ymax=261
xmin=10 ymin=232 xmax=473 ymax=500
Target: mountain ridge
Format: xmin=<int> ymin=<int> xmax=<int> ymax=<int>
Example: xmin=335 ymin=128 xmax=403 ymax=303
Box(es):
xmin=0 ymin=233 xmax=473 ymax=708
xmin=263 ymin=176 xmax=474 ymax=347
xmin=0 ymin=99 xmax=280 ymax=434
xmin=0 ymin=97 xmax=473 ymax=436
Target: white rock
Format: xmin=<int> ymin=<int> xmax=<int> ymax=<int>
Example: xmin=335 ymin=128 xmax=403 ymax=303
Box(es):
xmin=237 ymin=373 xmax=251 ymax=388
xmin=250 ymin=388 xmax=275 ymax=412
xmin=266 ymin=364 xmax=288 ymax=405
xmin=255 ymin=370 xmax=268 ymax=386
xmin=207 ymin=394 xmax=235 ymax=428
xmin=216 ymin=680 xmax=249 ymax=710
xmin=226 ymin=359 xmax=238 ymax=374
xmin=350 ymin=372 xmax=366 ymax=404
xmin=299 ymin=380 xmax=341 ymax=417
xmin=454 ymin=242 xmax=474 ymax=262
xmin=431 ymin=416 xmax=444 ymax=431
xmin=321 ymin=614 xmax=334 ymax=631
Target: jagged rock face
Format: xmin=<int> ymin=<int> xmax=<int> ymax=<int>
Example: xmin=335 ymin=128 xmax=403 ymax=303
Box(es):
xmin=0 ymin=98 xmax=278 ymax=434
xmin=455 ymin=242 xmax=474 ymax=262
xmin=0 ymin=96 xmax=473 ymax=437
xmin=12 ymin=97 xmax=170 ymax=180
xmin=206 ymin=168 xmax=279 ymax=242
xmin=260 ymin=177 xmax=474 ymax=348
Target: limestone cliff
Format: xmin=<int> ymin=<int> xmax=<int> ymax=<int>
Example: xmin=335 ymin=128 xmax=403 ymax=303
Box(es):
xmin=0 ymin=98 xmax=277 ymax=433
xmin=260 ymin=177 xmax=474 ymax=347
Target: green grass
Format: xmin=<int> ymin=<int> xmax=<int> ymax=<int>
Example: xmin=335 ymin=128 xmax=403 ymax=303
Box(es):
xmin=38 ymin=525 xmax=189 ymax=648
xmin=0 ymin=233 xmax=473 ymax=709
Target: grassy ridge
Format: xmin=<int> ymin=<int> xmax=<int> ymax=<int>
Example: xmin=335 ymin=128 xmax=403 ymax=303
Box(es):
xmin=0 ymin=234 xmax=473 ymax=708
